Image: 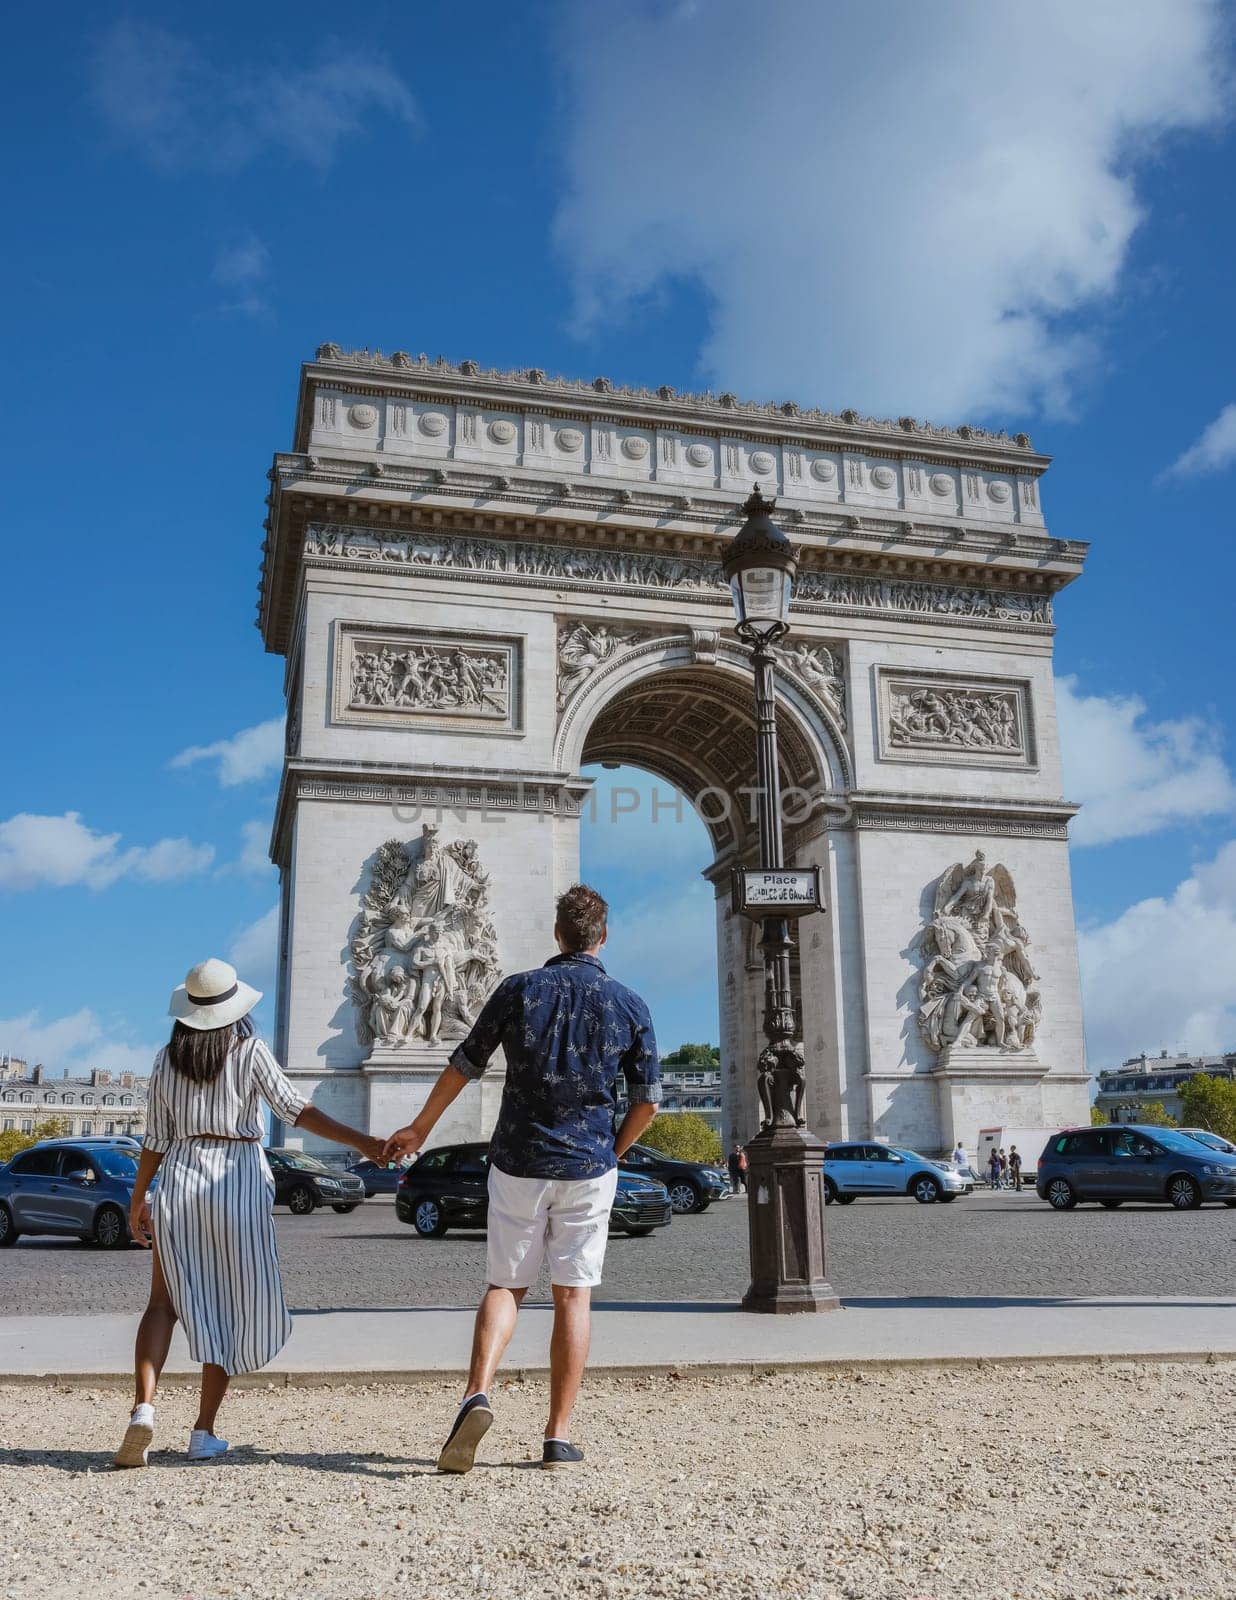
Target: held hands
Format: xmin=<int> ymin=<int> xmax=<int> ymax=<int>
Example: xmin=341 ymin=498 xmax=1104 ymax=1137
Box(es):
xmin=357 ymin=1134 xmax=388 ymax=1165
xmin=130 ymin=1199 xmax=153 ymax=1249
xmin=382 ymin=1122 xmax=426 ymax=1164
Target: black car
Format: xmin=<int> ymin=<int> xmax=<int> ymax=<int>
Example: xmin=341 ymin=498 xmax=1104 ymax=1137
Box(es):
xmin=347 ymin=1158 xmax=404 ymax=1197
xmin=394 ymin=1142 xmax=673 ymax=1238
xmin=618 ymin=1142 xmax=730 ymax=1214
xmin=264 ymin=1148 xmax=366 ymax=1214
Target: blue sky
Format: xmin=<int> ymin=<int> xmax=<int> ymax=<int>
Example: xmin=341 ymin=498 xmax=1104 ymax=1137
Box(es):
xmin=2 ymin=1 xmax=1234 ymax=1080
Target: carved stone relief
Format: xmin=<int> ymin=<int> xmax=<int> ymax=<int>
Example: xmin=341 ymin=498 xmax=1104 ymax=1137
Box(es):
xmin=334 ymin=624 xmax=521 ymax=734
xmin=305 ymin=525 xmax=1055 ymax=628
xmin=351 ymin=825 xmax=502 ymax=1049
xmin=878 ymin=670 xmax=1033 ymax=767
xmin=917 ymin=852 xmax=1042 ymax=1055
xmin=779 ymin=643 xmax=847 ymax=729
xmin=556 ymin=621 xmax=651 ymax=710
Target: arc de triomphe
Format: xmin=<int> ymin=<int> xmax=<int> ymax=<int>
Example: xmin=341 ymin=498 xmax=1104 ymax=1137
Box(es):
xmin=258 ymin=346 xmax=1090 ymax=1154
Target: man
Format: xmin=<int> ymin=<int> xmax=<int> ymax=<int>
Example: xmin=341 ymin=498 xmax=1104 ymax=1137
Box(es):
xmin=988 ymin=1147 xmax=1002 ymax=1190
xmin=1008 ymin=1144 xmax=1022 ymax=1193
xmin=727 ymin=1141 xmax=747 ymax=1194
xmin=383 ymin=883 xmax=660 ymax=1473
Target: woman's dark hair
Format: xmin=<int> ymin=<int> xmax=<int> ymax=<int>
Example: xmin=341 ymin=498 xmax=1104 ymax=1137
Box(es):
xmin=166 ymin=1014 xmax=255 ymax=1084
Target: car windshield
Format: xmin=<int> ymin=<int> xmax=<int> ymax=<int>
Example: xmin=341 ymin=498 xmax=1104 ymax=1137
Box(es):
xmin=1152 ymin=1128 xmax=1231 ymax=1157
xmin=271 ymin=1152 xmax=336 ymax=1173
xmin=92 ymin=1150 xmax=138 ymax=1177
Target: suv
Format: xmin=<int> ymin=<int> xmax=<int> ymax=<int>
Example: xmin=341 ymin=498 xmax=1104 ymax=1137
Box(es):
xmin=618 ymin=1143 xmax=730 ymax=1214
xmin=824 ymin=1143 xmax=970 ymax=1205
xmin=395 ymin=1142 xmax=673 ymax=1238
xmin=0 ymin=1140 xmax=142 ymax=1247
xmin=264 ymin=1148 xmax=366 ymax=1214
xmin=1036 ymin=1125 xmax=1236 ymax=1210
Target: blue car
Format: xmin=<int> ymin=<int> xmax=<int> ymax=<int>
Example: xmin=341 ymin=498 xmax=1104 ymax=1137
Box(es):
xmin=824 ymin=1141 xmax=971 ymax=1204
xmin=0 ymin=1138 xmax=144 ymax=1248
xmin=1036 ymin=1125 xmax=1236 ymax=1210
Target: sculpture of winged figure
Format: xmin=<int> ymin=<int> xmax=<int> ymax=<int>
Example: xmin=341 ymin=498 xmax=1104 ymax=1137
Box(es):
xmin=557 ymin=622 xmax=644 ymax=709
xmin=350 ymin=825 xmax=502 ymax=1048
xmin=918 ymin=851 xmax=1041 ymax=1054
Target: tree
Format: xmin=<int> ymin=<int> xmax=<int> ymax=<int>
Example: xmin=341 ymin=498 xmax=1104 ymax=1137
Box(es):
xmin=1090 ymin=1105 xmax=1108 ymax=1125
xmin=1179 ymin=1074 xmax=1236 ymax=1144
xmin=637 ymin=1112 xmax=722 ymax=1164
xmin=1131 ymin=1101 xmax=1177 ymax=1128
xmin=661 ymin=1043 xmax=720 ymax=1067
xmin=0 ymin=1117 xmax=69 ymax=1165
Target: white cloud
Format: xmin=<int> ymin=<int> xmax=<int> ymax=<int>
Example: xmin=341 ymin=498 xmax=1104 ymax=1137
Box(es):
xmin=554 ymin=0 xmax=1226 ymax=420
xmin=0 ymin=1009 xmax=159 ymax=1079
xmin=1079 ymin=840 xmax=1236 ymax=1068
xmin=1057 ymin=677 xmax=1236 ymax=847
xmin=170 ymin=717 xmax=284 ymax=787
xmin=212 ymin=233 xmax=271 ymax=317
xmin=90 ymin=20 xmax=417 ymax=173
xmin=0 ymin=812 xmax=215 ymax=892
xmin=238 ymin=820 xmax=274 ymax=877
xmin=229 ymin=905 xmax=279 ymax=989
xmin=1161 ymin=403 xmax=1236 ymax=480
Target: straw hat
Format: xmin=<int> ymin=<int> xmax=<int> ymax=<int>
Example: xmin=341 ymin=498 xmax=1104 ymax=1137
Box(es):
xmin=168 ymin=958 xmax=262 ymax=1031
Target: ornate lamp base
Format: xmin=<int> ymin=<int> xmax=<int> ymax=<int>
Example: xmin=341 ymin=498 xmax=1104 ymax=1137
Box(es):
xmin=741 ymin=1124 xmax=840 ymax=1314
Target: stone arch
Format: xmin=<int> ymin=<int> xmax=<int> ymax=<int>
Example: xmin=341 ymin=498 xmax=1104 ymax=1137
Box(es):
xmin=554 ymin=634 xmax=850 ymax=855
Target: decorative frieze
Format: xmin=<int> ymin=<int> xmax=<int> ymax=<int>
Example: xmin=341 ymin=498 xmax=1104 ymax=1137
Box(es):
xmin=556 ymin=621 xmax=652 ymax=710
xmin=780 ymin=643 xmax=846 ymax=730
xmin=332 ymin=622 xmax=522 ymax=735
xmin=304 ymin=525 xmax=1054 ymax=629
xmin=877 ymin=669 xmax=1034 ymax=768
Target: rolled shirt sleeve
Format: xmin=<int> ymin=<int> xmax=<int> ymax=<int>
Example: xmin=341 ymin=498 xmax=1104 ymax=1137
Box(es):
xmin=251 ymin=1039 xmax=308 ymax=1125
xmin=621 ymin=1002 xmax=662 ymax=1105
xmin=141 ymin=1059 xmax=174 ymax=1155
xmin=448 ymin=977 xmax=517 ymax=1080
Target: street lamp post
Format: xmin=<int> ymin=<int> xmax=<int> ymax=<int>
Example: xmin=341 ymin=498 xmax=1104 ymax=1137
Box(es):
xmin=723 ymin=486 xmax=839 ymax=1314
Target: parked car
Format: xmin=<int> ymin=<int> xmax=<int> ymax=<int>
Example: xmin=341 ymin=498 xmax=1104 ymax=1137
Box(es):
xmin=0 ymin=1139 xmax=143 ymax=1247
xmin=1036 ymin=1125 xmax=1236 ymax=1210
xmin=264 ymin=1147 xmax=366 ymax=1214
xmin=618 ymin=1143 xmax=730 ymax=1214
xmin=347 ymin=1158 xmax=405 ymax=1197
xmin=823 ymin=1142 xmax=970 ymax=1204
xmin=1180 ymin=1127 xmax=1236 ymax=1157
xmin=394 ymin=1142 xmax=673 ymax=1238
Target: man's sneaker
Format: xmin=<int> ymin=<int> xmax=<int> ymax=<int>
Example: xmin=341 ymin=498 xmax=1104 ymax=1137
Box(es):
xmin=187 ymin=1429 xmax=229 ymax=1462
xmin=542 ymin=1439 xmax=584 ymax=1469
xmin=113 ymin=1403 xmax=155 ymax=1469
xmin=437 ymin=1393 xmax=493 ymax=1474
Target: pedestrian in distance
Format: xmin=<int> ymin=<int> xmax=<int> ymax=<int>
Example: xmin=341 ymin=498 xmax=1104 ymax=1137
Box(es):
xmin=1008 ymin=1144 xmax=1023 ymax=1192
xmin=998 ymin=1148 xmax=1009 ymax=1189
xmin=952 ymin=1141 xmax=970 ymax=1179
xmin=383 ymin=884 xmax=661 ymax=1474
xmin=728 ymin=1141 xmax=748 ymax=1193
xmin=988 ymin=1147 xmax=1002 ymax=1190
xmin=114 ymin=960 xmax=384 ymax=1471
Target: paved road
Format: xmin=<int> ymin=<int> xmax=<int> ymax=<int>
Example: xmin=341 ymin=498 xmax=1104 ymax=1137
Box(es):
xmin=3 ymin=1189 xmax=1234 ymax=1315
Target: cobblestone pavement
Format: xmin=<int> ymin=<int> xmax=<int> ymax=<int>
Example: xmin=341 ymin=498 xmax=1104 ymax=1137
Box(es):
xmin=3 ymin=1189 xmax=1235 ymax=1315
xmin=2 ymin=1362 xmax=1234 ymax=1599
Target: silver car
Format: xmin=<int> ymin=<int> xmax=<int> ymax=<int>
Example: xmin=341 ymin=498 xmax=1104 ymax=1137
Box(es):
xmin=824 ymin=1142 xmax=970 ymax=1204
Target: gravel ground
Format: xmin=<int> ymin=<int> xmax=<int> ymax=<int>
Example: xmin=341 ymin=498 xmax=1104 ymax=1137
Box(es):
xmin=0 ymin=1362 xmax=1231 ymax=1600
xmin=6 ymin=1190 xmax=1236 ymax=1314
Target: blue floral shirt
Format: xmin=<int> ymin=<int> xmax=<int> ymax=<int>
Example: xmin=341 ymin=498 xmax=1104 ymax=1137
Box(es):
xmin=449 ymin=952 xmax=661 ymax=1180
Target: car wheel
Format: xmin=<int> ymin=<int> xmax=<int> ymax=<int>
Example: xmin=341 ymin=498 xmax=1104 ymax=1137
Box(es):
xmin=1167 ymin=1174 xmax=1202 ymax=1210
xmin=1046 ymin=1178 xmax=1077 ymax=1210
xmin=0 ymin=1203 xmax=19 ymax=1247
xmin=413 ymin=1197 xmax=448 ymax=1238
xmin=823 ymin=1178 xmax=837 ymax=1205
xmin=911 ymin=1175 xmax=940 ymax=1204
xmin=667 ymin=1181 xmax=702 ymax=1215
xmin=835 ymin=1194 xmax=857 ymax=1205
xmin=287 ymin=1185 xmax=317 ymax=1216
xmin=1101 ymin=1200 xmax=1123 ymax=1209
xmin=331 ymin=1203 xmax=359 ymax=1213
xmin=93 ymin=1204 xmax=128 ymax=1249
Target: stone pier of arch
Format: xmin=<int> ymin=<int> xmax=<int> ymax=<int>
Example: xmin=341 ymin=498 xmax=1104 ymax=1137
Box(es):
xmin=257 ymin=348 xmax=1090 ymax=1157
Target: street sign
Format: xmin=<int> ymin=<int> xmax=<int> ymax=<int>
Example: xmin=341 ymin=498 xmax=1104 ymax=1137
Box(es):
xmin=731 ymin=865 xmax=823 ymax=919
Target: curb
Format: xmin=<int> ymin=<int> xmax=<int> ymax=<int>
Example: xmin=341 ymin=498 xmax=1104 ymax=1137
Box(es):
xmin=2 ymin=1348 xmax=1231 ymax=1388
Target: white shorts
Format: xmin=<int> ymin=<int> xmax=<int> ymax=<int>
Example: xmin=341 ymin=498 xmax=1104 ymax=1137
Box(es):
xmin=486 ymin=1163 xmax=619 ymax=1289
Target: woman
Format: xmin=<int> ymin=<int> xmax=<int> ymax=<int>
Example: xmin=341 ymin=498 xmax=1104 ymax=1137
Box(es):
xmin=114 ymin=958 xmax=385 ymax=1468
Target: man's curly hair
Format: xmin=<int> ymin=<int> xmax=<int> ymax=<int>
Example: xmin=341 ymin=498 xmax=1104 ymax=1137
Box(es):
xmin=555 ymin=883 xmax=608 ymax=952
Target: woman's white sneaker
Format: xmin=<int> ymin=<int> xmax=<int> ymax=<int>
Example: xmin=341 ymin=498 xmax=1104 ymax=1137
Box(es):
xmin=113 ymin=1403 xmax=155 ymax=1469
xmin=187 ymin=1429 xmax=229 ymax=1462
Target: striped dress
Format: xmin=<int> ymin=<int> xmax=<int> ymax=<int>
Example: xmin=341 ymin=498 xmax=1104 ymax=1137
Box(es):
xmin=143 ymin=1037 xmax=307 ymax=1375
